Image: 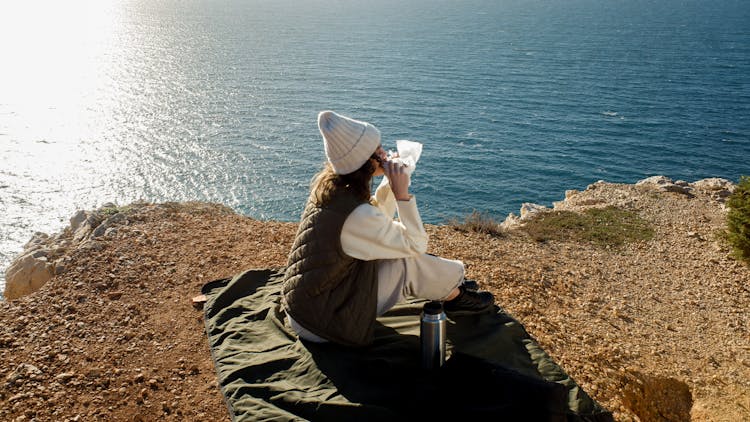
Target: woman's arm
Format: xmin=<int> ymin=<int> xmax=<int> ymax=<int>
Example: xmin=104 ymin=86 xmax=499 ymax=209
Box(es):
xmin=341 ymin=197 xmax=428 ymax=260
xmin=373 ymin=177 xmax=397 ymax=218
xmin=342 ymin=159 xmax=426 ymax=260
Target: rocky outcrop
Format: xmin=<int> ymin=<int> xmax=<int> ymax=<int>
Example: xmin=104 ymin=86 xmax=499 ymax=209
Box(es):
xmin=3 ymin=202 xmax=236 ymax=300
xmin=3 ymin=244 xmax=55 ymax=301
xmin=634 ymin=175 xmax=734 ymax=201
xmin=691 ymin=177 xmax=736 ymax=202
xmin=499 ymin=202 xmax=549 ymax=230
xmin=5 ymin=177 xmax=737 ymax=299
xmin=0 ymin=184 xmax=748 ymax=421
xmin=500 ymin=176 xmax=736 ymax=230
xmin=635 ymin=175 xmax=694 ymax=195
xmin=3 ymin=203 xmax=134 ymax=300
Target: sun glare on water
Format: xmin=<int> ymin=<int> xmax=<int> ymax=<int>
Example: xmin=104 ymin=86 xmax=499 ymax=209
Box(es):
xmin=1 ymin=0 xmax=119 ymax=144
xmin=0 ymin=0 xmax=249 ymax=294
xmin=0 ymin=1 xmax=125 ymax=287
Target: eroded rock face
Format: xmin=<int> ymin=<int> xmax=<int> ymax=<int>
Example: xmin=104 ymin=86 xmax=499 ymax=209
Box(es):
xmin=691 ymin=177 xmax=734 ymax=202
xmin=4 ymin=204 xmax=132 ymax=300
xmin=634 ymin=176 xmax=735 ymax=202
xmin=636 ymin=175 xmax=673 ymax=187
xmin=3 ymin=253 xmax=54 ymax=300
xmin=692 ymin=177 xmax=733 ymax=191
xmin=72 ymin=211 xmax=105 ymax=242
xmin=499 ymin=175 xmax=737 ymax=231
xmin=636 ymin=176 xmax=694 ymax=196
xmin=500 ymin=213 xmax=521 ymax=231
xmin=501 ymin=202 xmax=549 ymax=230
xmin=520 ymin=202 xmax=548 ymax=219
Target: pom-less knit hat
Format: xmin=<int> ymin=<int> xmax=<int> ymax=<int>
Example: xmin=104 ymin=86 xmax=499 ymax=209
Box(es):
xmin=318 ymin=110 xmax=381 ymax=175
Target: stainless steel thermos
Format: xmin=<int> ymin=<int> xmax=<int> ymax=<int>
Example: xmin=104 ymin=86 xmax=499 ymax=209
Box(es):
xmin=420 ymin=301 xmax=447 ymax=369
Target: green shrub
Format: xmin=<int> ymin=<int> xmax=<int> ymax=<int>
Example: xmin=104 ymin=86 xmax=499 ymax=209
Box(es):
xmin=726 ymin=175 xmax=750 ymax=264
xmin=448 ymin=210 xmax=505 ymax=237
xmin=100 ymin=206 xmax=122 ymax=216
xmin=522 ymin=206 xmax=654 ymax=247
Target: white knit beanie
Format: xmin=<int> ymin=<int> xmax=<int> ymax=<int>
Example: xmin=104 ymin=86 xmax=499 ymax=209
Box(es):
xmin=318 ymin=110 xmax=381 ymax=175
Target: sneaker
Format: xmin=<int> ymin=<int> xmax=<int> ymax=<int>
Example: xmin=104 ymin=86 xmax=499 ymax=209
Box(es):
xmin=462 ymin=280 xmax=479 ymax=291
xmin=443 ymin=285 xmax=495 ymax=314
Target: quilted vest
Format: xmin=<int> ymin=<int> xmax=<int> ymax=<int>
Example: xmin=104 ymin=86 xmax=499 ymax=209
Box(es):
xmin=281 ymin=191 xmax=378 ymax=347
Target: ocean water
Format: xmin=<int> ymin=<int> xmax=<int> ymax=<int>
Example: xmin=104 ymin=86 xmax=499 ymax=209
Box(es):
xmin=1 ymin=0 xmax=749 ymax=294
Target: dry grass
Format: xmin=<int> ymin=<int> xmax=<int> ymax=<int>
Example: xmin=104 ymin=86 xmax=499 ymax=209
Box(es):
xmin=447 ymin=210 xmax=505 ymax=237
xmin=522 ymin=206 xmax=654 ymax=247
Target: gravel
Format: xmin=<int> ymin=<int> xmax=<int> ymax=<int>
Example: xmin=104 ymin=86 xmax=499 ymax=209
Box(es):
xmin=1 ymin=182 xmax=748 ymax=421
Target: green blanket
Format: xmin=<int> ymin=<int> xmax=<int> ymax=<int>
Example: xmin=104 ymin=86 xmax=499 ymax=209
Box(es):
xmin=203 ymin=269 xmax=614 ymax=422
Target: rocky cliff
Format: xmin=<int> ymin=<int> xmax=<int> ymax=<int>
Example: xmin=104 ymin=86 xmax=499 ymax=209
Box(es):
xmin=1 ymin=177 xmax=748 ymax=421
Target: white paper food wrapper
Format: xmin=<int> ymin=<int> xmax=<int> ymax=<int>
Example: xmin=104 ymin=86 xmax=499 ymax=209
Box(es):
xmin=388 ymin=140 xmax=423 ymax=178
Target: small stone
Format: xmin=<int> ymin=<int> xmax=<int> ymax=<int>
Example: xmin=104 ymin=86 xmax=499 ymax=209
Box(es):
xmin=54 ymin=262 xmax=66 ymax=275
xmin=520 ymin=202 xmax=548 ymax=220
xmin=4 ymin=253 xmax=55 ymax=299
xmin=108 ymin=291 xmax=123 ymax=300
xmin=86 ymin=367 xmax=103 ymax=378
xmin=56 ymin=372 xmax=75 ymax=382
xmin=69 ymin=211 xmax=88 ymax=233
xmin=79 ymin=240 xmax=103 ymax=251
xmin=30 ymin=249 xmax=48 ymax=259
xmin=9 ymin=393 xmax=26 ymax=402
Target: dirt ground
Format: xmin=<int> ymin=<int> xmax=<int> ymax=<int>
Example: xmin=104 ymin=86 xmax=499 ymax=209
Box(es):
xmin=1 ymin=180 xmax=748 ymax=421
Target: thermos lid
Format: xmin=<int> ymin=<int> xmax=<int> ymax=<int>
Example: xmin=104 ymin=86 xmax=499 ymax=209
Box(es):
xmin=423 ymin=301 xmax=443 ymax=315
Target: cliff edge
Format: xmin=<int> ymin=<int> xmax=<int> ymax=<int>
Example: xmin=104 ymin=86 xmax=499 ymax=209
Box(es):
xmin=1 ymin=177 xmax=748 ymax=421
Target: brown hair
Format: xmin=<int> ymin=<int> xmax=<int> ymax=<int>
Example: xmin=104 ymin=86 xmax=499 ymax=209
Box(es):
xmin=310 ymin=157 xmax=376 ymax=206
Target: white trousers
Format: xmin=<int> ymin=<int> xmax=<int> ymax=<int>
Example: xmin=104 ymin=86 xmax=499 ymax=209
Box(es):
xmin=289 ymin=253 xmax=465 ymax=343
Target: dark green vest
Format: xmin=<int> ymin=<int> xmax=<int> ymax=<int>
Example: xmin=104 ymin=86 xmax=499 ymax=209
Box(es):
xmin=281 ymin=191 xmax=378 ymax=347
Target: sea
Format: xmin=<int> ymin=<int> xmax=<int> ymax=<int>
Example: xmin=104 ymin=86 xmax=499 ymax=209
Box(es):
xmin=1 ymin=0 xmax=749 ymax=295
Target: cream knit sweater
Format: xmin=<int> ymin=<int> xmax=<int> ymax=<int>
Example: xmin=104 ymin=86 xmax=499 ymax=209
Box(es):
xmin=340 ymin=177 xmax=428 ymax=260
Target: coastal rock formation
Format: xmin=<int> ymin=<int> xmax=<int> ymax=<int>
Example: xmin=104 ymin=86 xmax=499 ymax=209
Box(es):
xmin=691 ymin=177 xmax=735 ymax=202
xmin=633 ymin=175 xmax=734 ymax=202
xmin=500 ymin=202 xmax=549 ymax=230
xmin=520 ymin=202 xmax=548 ymax=219
xmin=1 ymin=178 xmax=748 ymax=422
xmin=3 ymin=203 xmax=134 ymax=300
xmin=3 ymin=248 xmax=54 ymax=300
xmin=500 ymin=176 xmax=736 ymax=230
xmin=635 ymin=175 xmax=694 ymax=195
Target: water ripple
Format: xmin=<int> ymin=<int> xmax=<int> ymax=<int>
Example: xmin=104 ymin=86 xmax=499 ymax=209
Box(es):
xmin=2 ymin=0 xmax=750 ymax=293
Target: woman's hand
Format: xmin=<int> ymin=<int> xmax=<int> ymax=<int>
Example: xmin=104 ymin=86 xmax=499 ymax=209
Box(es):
xmin=383 ymin=160 xmax=411 ymax=201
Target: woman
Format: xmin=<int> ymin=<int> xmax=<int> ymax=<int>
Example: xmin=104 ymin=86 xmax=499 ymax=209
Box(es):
xmin=282 ymin=111 xmax=494 ymax=347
